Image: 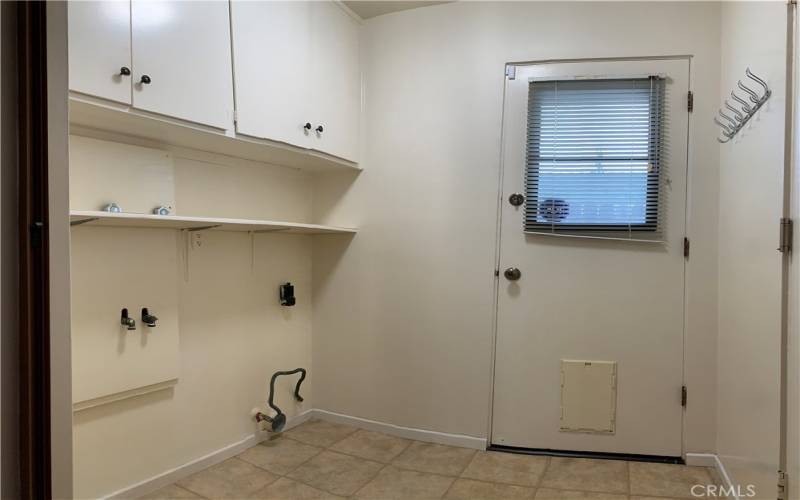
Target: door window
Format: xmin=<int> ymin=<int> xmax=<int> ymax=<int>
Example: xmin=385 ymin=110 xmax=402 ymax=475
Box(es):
xmin=525 ymin=77 xmax=665 ymax=239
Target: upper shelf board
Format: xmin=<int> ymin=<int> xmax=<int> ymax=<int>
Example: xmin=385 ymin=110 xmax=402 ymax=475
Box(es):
xmin=70 ymin=211 xmax=357 ymax=235
xmin=69 ymin=94 xmax=361 ymax=174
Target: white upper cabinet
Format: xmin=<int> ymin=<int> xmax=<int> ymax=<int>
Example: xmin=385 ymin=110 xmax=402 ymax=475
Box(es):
xmin=131 ymin=1 xmax=234 ymax=130
xmin=308 ymin=2 xmax=361 ymax=162
xmin=231 ymin=1 xmax=361 ymax=162
xmin=230 ymin=1 xmax=312 ymax=149
xmin=68 ymin=1 xmax=133 ymax=105
xmin=68 ymin=0 xmax=360 ymax=164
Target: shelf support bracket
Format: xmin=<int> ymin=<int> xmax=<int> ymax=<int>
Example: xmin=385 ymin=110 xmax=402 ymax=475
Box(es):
xmin=186 ymin=225 xmax=221 ymax=232
xmin=70 ymin=217 xmax=99 ymax=227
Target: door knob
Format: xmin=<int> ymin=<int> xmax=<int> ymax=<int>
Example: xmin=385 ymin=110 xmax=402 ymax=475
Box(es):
xmin=509 ymin=193 xmax=525 ymax=206
xmin=503 ymin=267 xmax=521 ymax=281
xmin=119 ymin=66 xmax=131 ymax=76
xmin=139 ymin=74 xmax=151 ymax=85
xmin=315 ymin=125 xmax=324 ymax=133
xmin=304 ymin=122 xmax=312 ymax=130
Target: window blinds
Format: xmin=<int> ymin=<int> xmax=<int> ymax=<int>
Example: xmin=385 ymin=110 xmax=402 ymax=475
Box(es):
xmin=525 ymin=77 xmax=666 ymax=239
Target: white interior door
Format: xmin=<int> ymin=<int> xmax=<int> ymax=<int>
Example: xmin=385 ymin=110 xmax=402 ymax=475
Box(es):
xmin=131 ymin=0 xmax=234 ymax=130
xmin=68 ymin=1 xmax=132 ymax=104
xmin=230 ymin=0 xmax=312 ymax=148
xmin=309 ymin=1 xmax=361 ymax=162
xmin=491 ymin=59 xmax=690 ymax=456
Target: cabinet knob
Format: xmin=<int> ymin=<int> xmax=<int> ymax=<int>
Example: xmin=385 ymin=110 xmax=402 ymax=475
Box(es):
xmin=304 ymin=122 xmax=312 ymax=130
xmin=315 ymin=125 xmax=324 ymax=133
xmin=119 ymin=66 xmax=131 ymax=76
xmin=140 ymin=74 xmax=152 ymax=85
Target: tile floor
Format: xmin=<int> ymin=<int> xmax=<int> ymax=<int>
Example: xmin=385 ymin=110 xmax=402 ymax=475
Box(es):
xmin=140 ymin=419 xmax=718 ymax=500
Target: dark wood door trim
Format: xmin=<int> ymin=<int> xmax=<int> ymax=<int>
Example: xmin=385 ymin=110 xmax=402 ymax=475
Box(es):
xmin=17 ymin=1 xmax=52 ymax=497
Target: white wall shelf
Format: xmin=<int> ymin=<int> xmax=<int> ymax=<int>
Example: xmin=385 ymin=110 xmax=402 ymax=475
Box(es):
xmin=70 ymin=210 xmax=357 ymax=235
xmin=69 ymin=94 xmax=362 ymax=174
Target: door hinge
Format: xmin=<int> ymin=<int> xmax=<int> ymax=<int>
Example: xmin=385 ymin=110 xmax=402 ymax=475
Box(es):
xmin=778 ymin=470 xmax=787 ymax=500
xmin=681 ymin=385 xmax=687 ymax=407
xmin=779 ymin=218 xmax=793 ymax=253
xmin=687 ymin=91 xmax=694 ymax=112
xmin=683 ymin=237 xmax=690 ymax=258
xmin=505 ymin=65 xmax=516 ymax=80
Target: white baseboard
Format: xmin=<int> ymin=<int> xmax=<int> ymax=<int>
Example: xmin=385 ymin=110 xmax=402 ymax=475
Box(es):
xmin=104 ymin=409 xmax=313 ymax=499
xmin=685 ymin=453 xmax=719 ymax=467
xmin=685 ymin=453 xmax=739 ymax=500
xmin=311 ymin=409 xmax=487 ymax=450
xmin=714 ymin=455 xmax=741 ymax=500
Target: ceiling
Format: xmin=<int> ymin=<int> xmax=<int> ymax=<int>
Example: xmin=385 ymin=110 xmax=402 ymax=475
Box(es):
xmin=343 ymin=1 xmax=450 ymax=20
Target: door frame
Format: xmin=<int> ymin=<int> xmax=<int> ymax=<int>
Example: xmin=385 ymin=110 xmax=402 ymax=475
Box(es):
xmin=780 ymin=1 xmax=795 ymax=495
xmin=485 ymin=55 xmax=695 ymax=458
xmin=17 ymin=1 xmax=53 ymax=495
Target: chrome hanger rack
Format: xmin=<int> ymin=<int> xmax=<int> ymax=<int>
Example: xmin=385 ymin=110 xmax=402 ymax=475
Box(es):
xmin=714 ymin=68 xmax=771 ymax=143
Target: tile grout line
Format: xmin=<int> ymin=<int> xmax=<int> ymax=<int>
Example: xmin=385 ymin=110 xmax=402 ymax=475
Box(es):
xmin=536 ymin=455 xmax=552 ymax=490
xmin=285 ymin=423 xmax=386 ymax=498
xmin=173 ymin=479 xmax=211 ymax=499
xmin=446 ymin=474 xmax=541 ymax=491
xmin=351 ymin=462 xmax=391 ymax=499
xmin=627 ymin=460 xmax=632 ymax=497
xmin=328 ymin=434 xmax=413 ymax=465
xmin=438 ymin=469 xmax=462 ymax=499
xmin=230 ymin=422 xmax=349 ymax=496
xmin=172 ymin=482 xmax=210 ymax=500
xmin=238 ymin=437 xmax=325 ymax=477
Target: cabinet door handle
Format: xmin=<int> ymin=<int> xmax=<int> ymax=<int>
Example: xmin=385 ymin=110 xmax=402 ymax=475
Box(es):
xmin=119 ymin=66 xmax=131 ymax=76
xmin=315 ymin=125 xmax=324 ymax=133
xmin=140 ymin=74 xmax=152 ymax=85
xmin=304 ymin=122 xmax=312 ymax=130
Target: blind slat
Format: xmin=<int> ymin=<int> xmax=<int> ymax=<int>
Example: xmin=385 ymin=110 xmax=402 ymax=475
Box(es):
xmin=524 ymin=77 xmax=666 ymax=239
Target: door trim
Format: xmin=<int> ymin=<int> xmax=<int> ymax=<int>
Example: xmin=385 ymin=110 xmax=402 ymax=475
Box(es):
xmin=779 ymin=0 xmax=796 ymax=488
xmin=18 ymin=1 xmax=52 ymax=496
xmin=486 ymin=56 xmax=693 ymax=455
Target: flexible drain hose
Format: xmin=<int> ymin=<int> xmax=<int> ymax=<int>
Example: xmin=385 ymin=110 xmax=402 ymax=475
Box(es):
xmin=264 ymin=368 xmax=306 ymax=432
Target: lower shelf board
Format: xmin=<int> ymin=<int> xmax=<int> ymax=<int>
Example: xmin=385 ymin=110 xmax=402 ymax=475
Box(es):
xmin=69 ymin=210 xmax=358 ymax=235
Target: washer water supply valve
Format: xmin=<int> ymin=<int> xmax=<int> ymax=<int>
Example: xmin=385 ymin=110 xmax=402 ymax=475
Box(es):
xmin=252 ymin=368 xmax=306 ymax=432
xmin=141 ymin=308 xmax=158 ymax=328
xmin=120 ymin=308 xmax=136 ymax=330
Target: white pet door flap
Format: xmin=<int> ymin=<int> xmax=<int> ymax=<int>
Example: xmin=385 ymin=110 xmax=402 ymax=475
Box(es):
xmin=560 ymin=360 xmax=617 ymax=434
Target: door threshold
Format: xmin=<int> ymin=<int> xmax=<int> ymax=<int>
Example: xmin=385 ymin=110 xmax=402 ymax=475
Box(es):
xmin=487 ymin=444 xmax=684 ymax=464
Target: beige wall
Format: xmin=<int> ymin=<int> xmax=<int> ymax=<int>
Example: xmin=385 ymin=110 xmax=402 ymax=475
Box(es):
xmin=70 ymin=137 xmax=316 ymax=498
xmin=716 ymin=3 xmax=787 ymax=497
xmin=313 ymin=1 xmax=722 ymax=453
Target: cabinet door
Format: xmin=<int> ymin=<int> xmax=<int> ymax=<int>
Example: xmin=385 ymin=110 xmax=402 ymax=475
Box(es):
xmin=131 ymin=1 xmax=234 ymax=130
xmin=230 ymin=1 xmax=312 ymax=148
xmin=68 ymin=1 xmax=132 ymax=104
xmin=309 ymin=2 xmax=360 ymax=162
